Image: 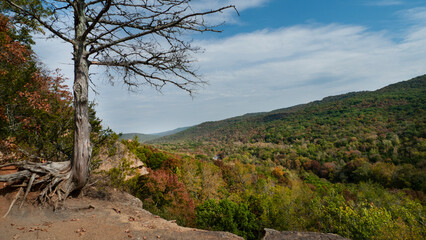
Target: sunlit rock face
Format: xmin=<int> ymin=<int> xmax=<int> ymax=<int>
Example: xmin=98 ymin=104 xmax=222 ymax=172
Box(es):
xmin=96 ymin=142 xmax=149 ymax=180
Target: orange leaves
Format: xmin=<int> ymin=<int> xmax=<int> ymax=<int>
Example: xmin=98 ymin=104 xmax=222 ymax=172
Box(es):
xmin=0 ymin=14 xmax=74 ymax=162
xmin=0 ymin=41 xmax=29 ymax=64
xmin=135 ymin=168 xmax=196 ymax=225
xmin=18 ymin=88 xmax=51 ymax=112
xmin=0 ymin=15 xmax=9 ymax=33
xmin=9 ymin=65 xmax=72 ymax=130
xmin=271 ymin=166 xmax=284 ymax=178
xmin=0 ymin=16 xmax=30 ymax=70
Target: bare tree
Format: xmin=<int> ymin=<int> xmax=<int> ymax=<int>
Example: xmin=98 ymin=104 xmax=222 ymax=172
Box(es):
xmin=0 ymin=0 xmax=235 ymax=207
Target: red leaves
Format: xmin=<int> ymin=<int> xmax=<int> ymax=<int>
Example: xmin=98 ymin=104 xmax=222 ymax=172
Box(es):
xmin=140 ymin=168 xmax=195 ymax=224
xmin=0 ymin=14 xmax=74 ymax=161
xmin=18 ymin=86 xmax=51 ymax=112
xmin=0 ymin=16 xmax=30 ymax=75
xmin=16 ymin=70 xmax=72 ymax=115
xmin=0 ymin=15 xmax=72 ymax=131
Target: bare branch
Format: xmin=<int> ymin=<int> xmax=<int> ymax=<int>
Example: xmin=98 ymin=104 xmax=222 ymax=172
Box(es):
xmin=88 ymin=5 xmax=235 ymax=55
xmin=83 ymin=0 xmax=112 ymax=40
xmin=4 ymin=0 xmax=74 ymax=44
xmin=86 ymin=0 xmax=108 ymax=6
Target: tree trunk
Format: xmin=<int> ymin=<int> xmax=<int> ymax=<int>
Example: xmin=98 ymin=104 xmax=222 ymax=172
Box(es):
xmin=72 ymin=52 xmax=91 ymax=190
xmin=72 ymin=0 xmax=91 ymax=190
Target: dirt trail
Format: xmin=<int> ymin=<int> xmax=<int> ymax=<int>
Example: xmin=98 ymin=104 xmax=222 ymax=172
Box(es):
xmin=0 ymin=187 xmax=242 ymax=240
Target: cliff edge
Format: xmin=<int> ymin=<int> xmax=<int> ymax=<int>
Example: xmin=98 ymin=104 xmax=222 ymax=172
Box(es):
xmin=0 ymin=186 xmax=242 ymax=240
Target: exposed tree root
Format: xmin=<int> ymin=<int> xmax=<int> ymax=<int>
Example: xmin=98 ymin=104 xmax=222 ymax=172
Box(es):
xmin=0 ymin=161 xmax=75 ymax=217
xmin=3 ymin=187 xmax=23 ymax=218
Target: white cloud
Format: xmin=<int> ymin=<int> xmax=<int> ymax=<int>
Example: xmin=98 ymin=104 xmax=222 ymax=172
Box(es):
xmin=399 ymin=7 xmax=426 ymax=22
xmin=197 ymin=23 xmax=425 ymax=92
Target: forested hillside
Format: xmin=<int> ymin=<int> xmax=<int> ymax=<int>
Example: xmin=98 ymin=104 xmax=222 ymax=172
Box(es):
xmin=104 ymin=75 xmax=426 ymax=240
xmin=156 ymin=75 xmax=424 ymax=149
xmin=153 ymin=76 xmax=425 ymax=191
xmin=120 ymin=127 xmax=190 ymax=143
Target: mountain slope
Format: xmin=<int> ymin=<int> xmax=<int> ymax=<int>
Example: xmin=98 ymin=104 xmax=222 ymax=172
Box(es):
xmin=154 ymin=75 xmax=425 ymax=146
xmin=152 ymin=75 xmax=425 ymax=191
xmin=120 ymin=133 xmax=160 ymax=142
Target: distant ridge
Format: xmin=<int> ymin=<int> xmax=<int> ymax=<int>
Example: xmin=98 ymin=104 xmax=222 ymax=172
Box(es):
xmin=120 ymin=126 xmax=191 ymax=142
xmin=152 ymin=126 xmax=191 ymax=137
xmin=120 ymin=133 xmax=159 ymax=142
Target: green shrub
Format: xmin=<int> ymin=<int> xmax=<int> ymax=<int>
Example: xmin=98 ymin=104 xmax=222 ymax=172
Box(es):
xmin=107 ymin=158 xmax=134 ymax=187
xmin=196 ymin=199 xmax=260 ymax=240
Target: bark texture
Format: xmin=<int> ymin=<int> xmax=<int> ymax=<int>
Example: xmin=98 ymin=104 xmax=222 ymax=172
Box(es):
xmin=72 ymin=0 xmax=91 ymax=190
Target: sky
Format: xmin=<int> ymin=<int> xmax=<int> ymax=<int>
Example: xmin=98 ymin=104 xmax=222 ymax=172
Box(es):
xmin=33 ymin=0 xmax=426 ymax=134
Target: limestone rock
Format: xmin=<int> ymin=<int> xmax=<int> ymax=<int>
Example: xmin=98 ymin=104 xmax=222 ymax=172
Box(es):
xmin=262 ymin=228 xmax=350 ymax=240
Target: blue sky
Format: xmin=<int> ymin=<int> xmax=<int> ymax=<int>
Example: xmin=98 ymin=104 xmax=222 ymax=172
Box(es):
xmin=34 ymin=0 xmax=426 ymax=134
xmin=197 ymin=0 xmax=423 ymax=38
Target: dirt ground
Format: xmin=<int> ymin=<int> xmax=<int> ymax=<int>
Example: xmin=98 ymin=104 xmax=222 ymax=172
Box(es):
xmin=0 ymin=186 xmax=352 ymax=240
xmin=0 ymin=186 xmax=242 ymax=240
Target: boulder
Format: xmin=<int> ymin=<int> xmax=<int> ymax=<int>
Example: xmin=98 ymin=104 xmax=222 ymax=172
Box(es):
xmin=262 ymin=228 xmax=350 ymax=240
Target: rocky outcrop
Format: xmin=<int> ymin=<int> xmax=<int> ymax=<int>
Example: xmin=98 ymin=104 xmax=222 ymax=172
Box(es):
xmin=0 ymin=186 xmax=243 ymax=240
xmin=95 ymin=142 xmax=149 ymax=179
xmin=262 ymin=228 xmax=350 ymax=240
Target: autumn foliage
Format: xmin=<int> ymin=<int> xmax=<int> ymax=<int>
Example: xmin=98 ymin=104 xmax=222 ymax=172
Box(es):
xmin=113 ymin=141 xmax=196 ymax=226
xmin=0 ymin=14 xmax=73 ymax=161
xmin=0 ymin=15 xmax=30 ymax=72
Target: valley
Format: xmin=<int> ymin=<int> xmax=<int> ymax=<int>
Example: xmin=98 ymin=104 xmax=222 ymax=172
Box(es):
xmin=109 ymin=75 xmax=425 ymax=239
